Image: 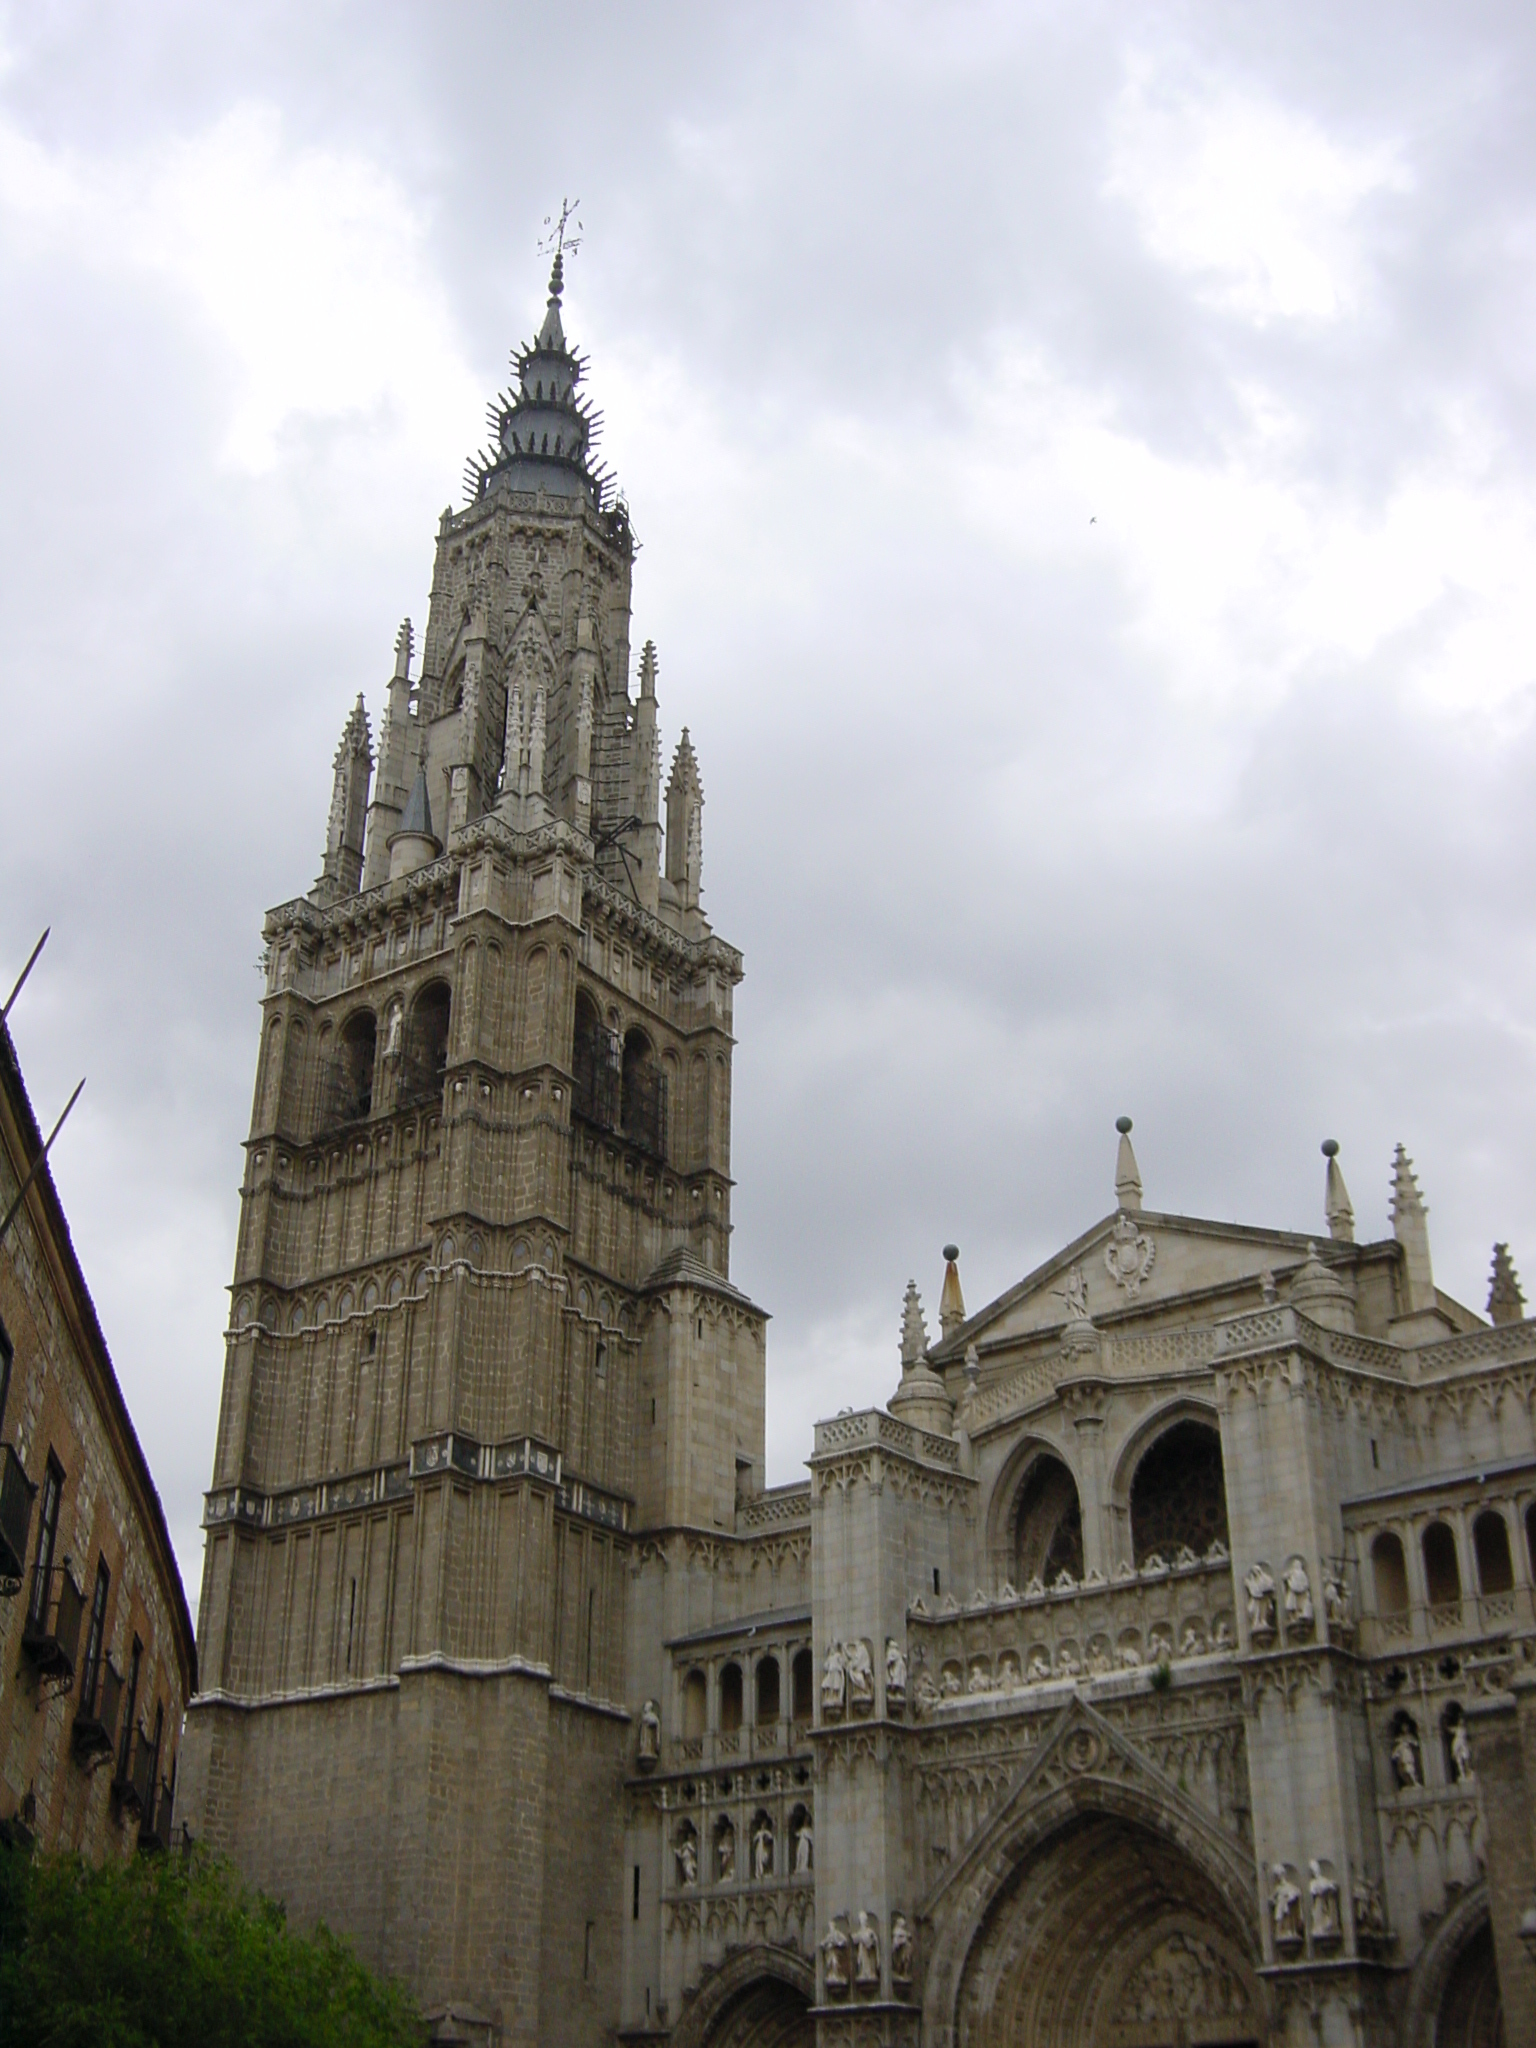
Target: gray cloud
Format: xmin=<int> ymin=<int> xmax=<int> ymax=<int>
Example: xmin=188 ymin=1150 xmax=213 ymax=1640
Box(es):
xmin=3 ymin=0 xmax=1536 ymax=1599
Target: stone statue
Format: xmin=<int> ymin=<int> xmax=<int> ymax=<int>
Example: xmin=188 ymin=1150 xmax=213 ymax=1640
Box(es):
xmin=1391 ymin=1722 xmax=1423 ymax=1789
xmin=1244 ymin=1563 xmax=1276 ymax=1638
xmin=1307 ymin=1860 xmax=1340 ymax=1942
xmin=1269 ymin=1864 xmax=1304 ymax=1946
xmin=1352 ymin=1876 xmax=1386 ymax=1938
xmin=821 ymin=1920 xmax=850 ymax=1994
xmin=716 ymin=1823 xmax=736 ymax=1882
xmin=914 ymin=1670 xmax=940 ymax=1715
xmin=885 ymin=1637 xmax=907 ymax=1700
xmin=1323 ymin=1574 xmax=1350 ymax=1634
xmin=636 ymin=1698 xmax=660 ymax=1768
xmin=794 ymin=1817 xmax=814 ymax=1873
xmin=1028 ymin=1647 xmax=1051 ymax=1683
xmin=1058 ymin=1266 xmax=1090 ymax=1322
xmin=821 ymin=1641 xmax=847 ymax=1720
xmin=675 ymin=1832 xmax=697 ymax=1887
xmin=382 ymin=1001 xmax=403 ymax=1063
xmin=846 ymin=1638 xmax=875 ymax=1714
xmin=752 ymin=1815 xmax=773 ymax=1880
xmin=890 ymin=1911 xmax=914 ymax=1989
xmin=1179 ymin=1619 xmax=1204 ymax=1658
xmin=1449 ymin=1716 xmax=1474 ymax=1783
xmin=853 ymin=1910 xmax=880 ymax=1990
xmin=1283 ymin=1558 xmax=1314 ymax=1634
xmin=1057 ymin=1644 xmax=1080 ymax=1678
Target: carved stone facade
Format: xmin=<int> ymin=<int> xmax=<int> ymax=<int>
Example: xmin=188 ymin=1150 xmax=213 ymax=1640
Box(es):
xmin=177 ymin=258 xmax=1536 ymax=2048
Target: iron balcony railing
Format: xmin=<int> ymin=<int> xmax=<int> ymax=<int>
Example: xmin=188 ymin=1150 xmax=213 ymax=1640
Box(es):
xmin=21 ymin=1564 xmax=84 ymax=1685
xmin=72 ymin=1657 xmax=122 ymax=1766
xmin=0 ymin=1444 xmax=34 ymax=1594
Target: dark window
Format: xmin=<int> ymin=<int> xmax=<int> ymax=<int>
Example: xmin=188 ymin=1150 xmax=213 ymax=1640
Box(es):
xmin=27 ymin=1453 xmax=63 ymax=1629
xmin=756 ymin=1656 xmax=780 ymax=1723
xmin=80 ymin=1556 xmax=110 ymax=1709
xmin=1473 ymin=1510 xmax=1514 ymax=1596
xmin=632 ymin=1865 xmax=640 ymax=1921
xmin=1130 ymin=1421 xmax=1230 ymax=1565
xmin=0 ymin=1313 xmax=12 ymax=1434
xmin=620 ymin=1029 xmax=667 ymax=1159
xmin=331 ymin=1010 xmax=377 ymax=1122
xmin=791 ymin=1649 xmax=813 ymax=1723
xmin=572 ymin=994 xmax=619 ymax=1130
xmin=1422 ymin=1522 xmax=1462 ymax=1607
xmin=720 ymin=1662 xmax=743 ymax=1733
xmin=683 ymin=1668 xmax=707 ymax=1739
xmin=118 ymin=1635 xmax=142 ymax=1781
xmin=148 ymin=1699 xmax=164 ymax=1790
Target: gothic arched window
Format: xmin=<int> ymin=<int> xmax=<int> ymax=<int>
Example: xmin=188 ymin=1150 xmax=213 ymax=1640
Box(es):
xmin=756 ymin=1655 xmax=780 ymax=1724
xmin=1129 ymin=1420 xmax=1229 ymax=1565
xmin=1422 ymin=1522 xmax=1462 ymax=1608
xmin=1472 ymin=1510 xmax=1513 ymax=1596
xmin=720 ymin=1662 xmax=743 ymax=1734
xmin=1013 ymin=1455 xmax=1084 ymax=1587
xmin=338 ymin=1010 xmax=377 ymax=1122
xmin=621 ymin=1028 xmax=666 ymax=1160
xmin=1371 ymin=1532 xmax=1409 ymax=1616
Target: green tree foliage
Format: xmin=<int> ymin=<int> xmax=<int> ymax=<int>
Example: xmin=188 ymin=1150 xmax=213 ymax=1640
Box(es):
xmin=0 ymin=1839 xmax=423 ymax=2048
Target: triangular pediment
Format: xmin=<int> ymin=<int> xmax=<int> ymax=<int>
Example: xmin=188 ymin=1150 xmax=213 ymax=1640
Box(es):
xmin=931 ymin=1209 xmax=1353 ymax=1362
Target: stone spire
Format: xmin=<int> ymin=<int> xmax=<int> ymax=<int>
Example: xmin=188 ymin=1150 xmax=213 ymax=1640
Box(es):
xmin=1114 ymin=1115 xmax=1142 ymax=1213
xmin=899 ymin=1280 xmax=929 ymax=1368
xmin=1322 ymin=1140 xmax=1354 ymax=1243
xmin=1488 ymin=1243 xmax=1525 ymax=1327
xmin=889 ymin=1278 xmax=953 ymax=1436
xmin=468 ymin=249 xmax=610 ymax=510
xmin=316 ymin=694 xmax=373 ymax=903
xmin=939 ymin=1244 xmax=966 ymax=1336
xmin=1390 ymin=1145 xmax=1435 ymax=1316
xmin=362 ymin=619 xmax=419 ymax=891
xmin=664 ymin=729 xmax=704 ymax=917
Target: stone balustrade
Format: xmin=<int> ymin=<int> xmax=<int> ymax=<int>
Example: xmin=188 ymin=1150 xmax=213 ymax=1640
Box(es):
xmin=907 ymin=1552 xmax=1237 ymax=1707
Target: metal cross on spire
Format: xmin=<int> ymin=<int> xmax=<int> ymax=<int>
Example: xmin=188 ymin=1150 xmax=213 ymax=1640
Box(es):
xmin=540 ymin=198 xmax=583 ymax=267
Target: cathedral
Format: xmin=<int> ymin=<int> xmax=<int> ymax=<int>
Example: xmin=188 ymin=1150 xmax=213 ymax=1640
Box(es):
xmin=177 ymin=252 xmax=1536 ymax=2048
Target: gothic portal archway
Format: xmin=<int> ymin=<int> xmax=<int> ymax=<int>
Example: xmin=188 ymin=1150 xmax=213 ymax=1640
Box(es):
xmin=953 ymin=1811 xmax=1264 ymax=2047
xmin=670 ymin=1947 xmax=815 ymax=2048
xmin=1434 ymin=1919 xmax=1504 ymax=2048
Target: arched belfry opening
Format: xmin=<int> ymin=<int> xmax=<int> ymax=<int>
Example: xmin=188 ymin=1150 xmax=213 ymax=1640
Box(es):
xmin=621 ymin=1026 xmax=666 ymax=1159
xmin=1129 ymin=1419 xmax=1230 ymax=1565
xmin=401 ymin=980 xmax=451 ymax=1106
xmin=952 ymin=1810 xmax=1262 ymax=2048
xmin=572 ymin=990 xmax=619 ymax=1130
xmin=1014 ymin=1454 xmax=1085 ymax=1586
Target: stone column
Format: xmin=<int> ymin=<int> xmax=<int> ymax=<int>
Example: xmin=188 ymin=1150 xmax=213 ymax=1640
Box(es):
xmin=1465 ymin=1672 xmax=1536 ymax=2045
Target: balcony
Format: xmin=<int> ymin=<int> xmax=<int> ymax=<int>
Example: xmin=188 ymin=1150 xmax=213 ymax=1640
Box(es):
xmin=0 ymin=1444 xmax=34 ymax=1594
xmin=21 ymin=1564 xmax=84 ymax=1688
xmin=138 ymin=1780 xmax=175 ymax=1854
xmin=72 ymin=1658 xmax=122 ymax=1767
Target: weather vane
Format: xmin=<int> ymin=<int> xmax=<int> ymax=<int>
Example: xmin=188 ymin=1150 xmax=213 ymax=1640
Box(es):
xmin=540 ymin=198 xmax=583 ymax=265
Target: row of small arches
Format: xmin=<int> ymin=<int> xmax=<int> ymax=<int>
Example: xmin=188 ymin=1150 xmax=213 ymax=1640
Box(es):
xmin=681 ymin=1652 xmax=816 ymax=1739
xmin=1369 ymin=1508 xmax=1526 ymax=1615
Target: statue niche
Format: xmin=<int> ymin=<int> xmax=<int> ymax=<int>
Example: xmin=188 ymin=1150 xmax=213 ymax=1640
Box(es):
xmin=1013 ymin=1454 xmax=1084 ymax=1589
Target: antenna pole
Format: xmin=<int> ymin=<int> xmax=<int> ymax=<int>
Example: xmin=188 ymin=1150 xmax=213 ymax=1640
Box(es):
xmin=2 ymin=929 xmax=50 ymax=1022
xmin=0 ymin=1076 xmax=85 ymax=1249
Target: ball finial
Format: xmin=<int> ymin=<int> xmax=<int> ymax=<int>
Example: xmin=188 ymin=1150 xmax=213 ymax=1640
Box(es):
xmin=942 ymin=1243 xmax=959 ymax=1263
xmin=1115 ymin=1115 xmax=1133 ymax=1135
xmin=1321 ymin=1138 xmax=1339 ymax=1158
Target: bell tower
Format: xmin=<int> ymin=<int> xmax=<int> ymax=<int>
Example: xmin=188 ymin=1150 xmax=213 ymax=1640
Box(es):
xmin=178 ymin=243 xmax=768 ymax=2047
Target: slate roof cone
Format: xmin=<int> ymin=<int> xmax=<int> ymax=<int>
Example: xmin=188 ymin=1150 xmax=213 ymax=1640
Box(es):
xmin=1114 ymin=1116 xmax=1143 ymax=1213
xmin=1322 ymin=1140 xmax=1354 ymax=1243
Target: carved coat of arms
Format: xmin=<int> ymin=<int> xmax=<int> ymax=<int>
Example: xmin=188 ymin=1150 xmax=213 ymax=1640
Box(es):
xmin=1104 ymin=1212 xmax=1155 ymax=1296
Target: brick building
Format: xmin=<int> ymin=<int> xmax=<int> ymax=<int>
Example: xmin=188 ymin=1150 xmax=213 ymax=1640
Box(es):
xmin=178 ymin=253 xmax=1536 ymax=2047
xmin=0 ymin=1014 xmax=195 ymax=1859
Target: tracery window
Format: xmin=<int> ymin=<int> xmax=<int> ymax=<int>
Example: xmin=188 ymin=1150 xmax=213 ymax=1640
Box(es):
xmin=1129 ymin=1421 xmax=1229 ymax=1566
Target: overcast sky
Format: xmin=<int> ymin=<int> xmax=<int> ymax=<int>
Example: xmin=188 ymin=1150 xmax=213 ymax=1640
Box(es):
xmin=4 ymin=1 xmax=1536 ymax=1612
